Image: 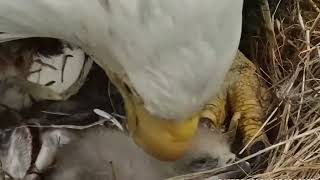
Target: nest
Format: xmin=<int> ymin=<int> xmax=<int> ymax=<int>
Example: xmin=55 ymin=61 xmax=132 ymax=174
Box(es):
xmin=230 ymin=0 xmax=320 ymax=178
xmin=251 ymin=0 xmax=320 ymax=178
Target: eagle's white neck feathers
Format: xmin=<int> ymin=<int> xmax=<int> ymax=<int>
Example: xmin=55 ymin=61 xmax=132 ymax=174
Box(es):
xmin=0 ymin=0 xmax=243 ymax=120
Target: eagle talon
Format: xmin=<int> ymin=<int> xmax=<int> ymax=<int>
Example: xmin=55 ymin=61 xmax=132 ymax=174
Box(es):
xmin=227 ymin=51 xmax=271 ymax=154
xmin=200 ymin=92 xmax=227 ymax=129
xmin=199 ymin=51 xmax=271 ymax=155
xmin=227 ymin=112 xmax=240 ymax=142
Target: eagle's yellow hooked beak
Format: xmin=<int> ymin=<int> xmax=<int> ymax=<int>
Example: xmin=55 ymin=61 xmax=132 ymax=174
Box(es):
xmin=127 ymin=102 xmax=199 ymax=161
xmin=108 ymin=72 xmax=199 ymax=161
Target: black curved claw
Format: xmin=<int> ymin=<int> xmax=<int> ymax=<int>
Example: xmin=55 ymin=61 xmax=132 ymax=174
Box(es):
xmin=246 ymin=136 xmax=270 ymax=155
xmin=244 ymin=136 xmax=270 ymax=166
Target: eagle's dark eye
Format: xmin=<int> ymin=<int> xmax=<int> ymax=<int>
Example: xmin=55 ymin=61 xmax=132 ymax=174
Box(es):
xmin=123 ymin=82 xmax=141 ymax=98
xmin=123 ymin=83 xmax=133 ymax=95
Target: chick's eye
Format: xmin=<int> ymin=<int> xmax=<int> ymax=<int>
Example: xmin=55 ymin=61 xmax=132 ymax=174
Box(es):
xmin=189 ymin=156 xmax=218 ymax=172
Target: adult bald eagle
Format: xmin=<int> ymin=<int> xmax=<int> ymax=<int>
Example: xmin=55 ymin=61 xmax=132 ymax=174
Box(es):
xmin=0 ymin=0 xmax=259 ymax=161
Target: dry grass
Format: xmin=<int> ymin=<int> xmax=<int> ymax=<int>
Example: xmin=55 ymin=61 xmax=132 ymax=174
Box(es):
xmin=236 ymin=0 xmax=320 ymax=178
xmin=252 ymin=0 xmax=320 ymax=178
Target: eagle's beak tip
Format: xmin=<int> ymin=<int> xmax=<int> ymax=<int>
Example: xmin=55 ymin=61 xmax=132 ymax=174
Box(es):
xmin=130 ymin=108 xmax=199 ymax=161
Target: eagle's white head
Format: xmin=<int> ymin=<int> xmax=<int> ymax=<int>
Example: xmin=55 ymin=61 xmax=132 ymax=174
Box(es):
xmin=0 ymin=0 xmax=243 ymax=160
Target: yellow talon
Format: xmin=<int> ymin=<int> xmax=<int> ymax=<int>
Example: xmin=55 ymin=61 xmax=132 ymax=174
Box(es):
xmin=200 ymin=51 xmax=270 ymax=154
xmin=227 ymin=51 xmax=270 ymax=153
xmin=200 ymin=91 xmax=227 ymax=128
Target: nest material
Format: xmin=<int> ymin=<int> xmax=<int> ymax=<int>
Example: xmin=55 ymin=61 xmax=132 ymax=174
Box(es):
xmin=252 ymin=0 xmax=320 ymax=178
xmin=238 ymin=0 xmax=320 ymax=178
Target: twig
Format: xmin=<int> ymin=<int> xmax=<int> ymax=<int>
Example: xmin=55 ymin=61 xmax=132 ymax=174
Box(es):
xmin=41 ymin=111 xmax=71 ymax=116
xmin=308 ymin=0 xmax=320 ymax=13
xmin=310 ymin=12 xmax=320 ymax=34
